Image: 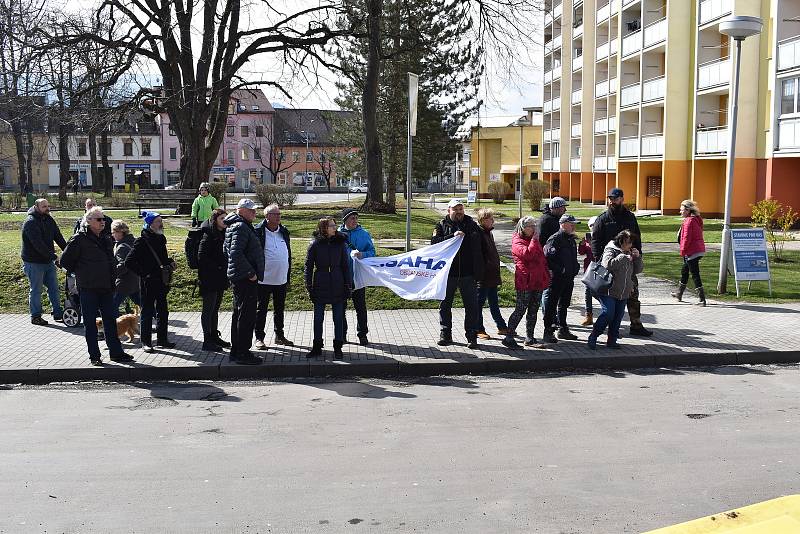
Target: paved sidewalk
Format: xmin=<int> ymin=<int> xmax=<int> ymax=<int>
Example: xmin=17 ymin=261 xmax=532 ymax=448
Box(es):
xmin=2 ymin=277 xmax=798 ymax=383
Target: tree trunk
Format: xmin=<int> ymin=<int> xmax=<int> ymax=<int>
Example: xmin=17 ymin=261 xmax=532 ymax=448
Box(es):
xmin=88 ymin=131 xmax=100 ymax=194
xmin=100 ymin=130 xmax=113 ymax=197
xmin=58 ymin=122 xmax=70 ymax=201
xmin=10 ymin=122 xmax=30 ymax=193
xmin=177 ymin=130 xmax=210 ymax=214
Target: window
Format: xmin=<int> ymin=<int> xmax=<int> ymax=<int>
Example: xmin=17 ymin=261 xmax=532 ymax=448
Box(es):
xmin=226 ymin=125 xmax=235 ymax=137
xmin=99 ymin=142 xmax=112 ymax=156
xmin=241 ymin=125 xmax=249 ymax=137
xmin=530 ymin=171 xmax=538 ymax=181
xmin=278 ymin=151 xmax=285 ymax=162
xmin=123 ymin=142 xmax=133 ymax=156
xmin=529 ymin=144 xmax=539 ymax=157
xmin=552 ymin=178 xmax=560 ymax=192
xmin=256 ymin=125 xmax=264 ymax=137
xmin=227 ymin=149 xmax=235 ymax=163
xmin=168 ymin=125 xmax=176 ymax=136
xmin=292 ymin=151 xmax=299 ymax=162
xmin=319 ymin=152 xmax=326 ymax=163
xmin=241 ymin=146 xmax=249 ymax=160
xmin=142 ymin=142 xmax=151 ymax=156
xmin=552 ymin=142 xmax=560 ymax=158
xmin=306 ymin=151 xmax=313 ymax=162
xmin=78 ymin=141 xmax=87 ymax=156
xmin=228 ymin=103 xmax=235 ymax=114
xmin=646 ymin=176 xmax=662 ymax=198
xmin=169 ymin=147 xmax=177 ymax=160
xmin=781 ymin=78 xmax=799 ymax=116
xmin=254 ymin=147 xmax=261 ymax=160
xmin=249 ymin=170 xmax=259 ymax=184
xmin=252 ymin=105 xmax=260 ymax=111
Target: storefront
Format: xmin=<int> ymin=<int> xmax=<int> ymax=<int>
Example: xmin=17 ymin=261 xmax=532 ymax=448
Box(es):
xmin=211 ymin=166 xmax=236 ymax=187
xmin=124 ymin=163 xmax=152 ymax=189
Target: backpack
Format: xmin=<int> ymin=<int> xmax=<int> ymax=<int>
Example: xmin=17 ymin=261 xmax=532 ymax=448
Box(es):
xmin=184 ymin=227 xmax=204 ymax=269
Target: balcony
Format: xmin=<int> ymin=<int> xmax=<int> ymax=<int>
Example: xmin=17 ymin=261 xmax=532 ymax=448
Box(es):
xmin=545 ymin=12 xmax=553 ymax=26
xmin=572 ymin=89 xmax=583 ymax=104
xmin=544 ymin=160 xmax=552 ymax=171
xmin=609 ymin=38 xmax=618 ymax=56
xmin=574 ymin=23 xmax=584 ymax=39
xmin=553 ymin=65 xmax=562 ymax=80
xmin=594 ymin=117 xmax=608 ymax=134
xmin=778 ymin=37 xmax=800 ymax=72
xmin=608 ymin=77 xmax=617 ymax=94
xmin=641 ymin=134 xmax=664 ymax=156
xmin=698 ymin=57 xmax=730 ymax=90
xmin=642 ymin=76 xmax=665 ymax=102
xmin=544 ymin=100 xmax=552 ymax=113
xmin=570 ymin=157 xmax=581 ymax=171
xmin=554 ymin=2 xmax=563 ymax=20
xmin=608 ymin=155 xmax=617 ymax=170
xmin=594 ymin=156 xmax=607 ymax=170
xmin=643 ymin=18 xmax=667 ymax=48
xmin=610 ymin=0 xmax=619 ymax=13
xmin=552 ymin=127 xmax=561 ymax=140
xmin=696 ymin=126 xmax=729 ymax=155
xmin=596 ymin=41 xmax=610 ymax=61
xmin=699 ymin=0 xmax=732 ymax=26
xmin=544 ymin=129 xmax=552 ymax=142
xmin=778 ymin=118 xmax=800 ymax=150
xmin=608 ymin=116 xmax=617 ymax=131
xmin=573 ymin=55 xmax=583 ymax=71
xmin=553 ymin=96 xmax=562 ymax=111
xmin=623 ymin=0 xmax=637 ymax=6
xmin=571 ymin=123 xmax=582 ymax=137
xmin=597 ymin=3 xmax=610 ymax=23
xmin=620 ymin=137 xmax=639 ymax=157
xmin=620 ymin=82 xmax=640 ymax=107
xmin=552 ymin=158 xmax=561 ymax=171
xmin=553 ymin=34 xmax=563 ymax=50
xmin=622 ymin=30 xmax=642 ymax=57
xmin=596 ymin=79 xmax=609 ymax=98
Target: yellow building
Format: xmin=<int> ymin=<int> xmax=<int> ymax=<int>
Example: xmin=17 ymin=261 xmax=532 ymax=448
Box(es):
xmin=0 ymin=132 xmax=49 ymax=191
xmin=459 ymin=108 xmax=544 ymax=199
xmin=543 ymin=0 xmax=800 ymax=219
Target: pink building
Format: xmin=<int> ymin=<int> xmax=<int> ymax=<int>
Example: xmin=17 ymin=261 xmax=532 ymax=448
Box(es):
xmin=158 ymin=89 xmax=275 ymax=189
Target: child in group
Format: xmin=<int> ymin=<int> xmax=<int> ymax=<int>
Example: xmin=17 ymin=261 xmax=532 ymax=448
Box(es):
xmin=578 ymin=216 xmax=597 ymax=326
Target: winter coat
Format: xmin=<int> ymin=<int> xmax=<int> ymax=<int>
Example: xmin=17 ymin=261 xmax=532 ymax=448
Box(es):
xmin=73 ymin=214 xmax=113 ymax=238
xmin=600 ymin=242 xmax=644 ymax=300
xmin=578 ymin=237 xmax=594 ymax=273
xmin=124 ymin=229 xmax=173 ymax=289
xmin=21 ymin=206 xmax=67 ymax=264
xmin=431 ymin=214 xmax=484 ymax=280
xmin=60 ymin=229 xmax=116 ymax=292
xmin=223 ymin=213 xmax=264 ymax=283
xmin=304 ymin=231 xmax=351 ymax=304
xmin=544 ymin=230 xmax=580 ymax=279
xmin=590 ymin=205 xmax=642 ymax=259
xmin=511 ymin=233 xmax=551 ymax=291
xmin=537 ymin=210 xmax=561 ymax=246
xmin=679 ymin=215 xmax=706 ymax=259
xmin=478 ymin=226 xmax=502 ymax=288
xmin=255 ymin=220 xmax=292 ymax=285
xmin=113 ymin=233 xmax=140 ymax=296
xmin=338 ymin=223 xmax=376 ymax=284
xmin=191 ymin=194 xmax=219 ymax=223
xmin=197 ymin=219 xmax=230 ymax=294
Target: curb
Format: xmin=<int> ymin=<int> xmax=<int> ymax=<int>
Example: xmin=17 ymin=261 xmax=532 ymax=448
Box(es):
xmin=2 ymin=350 xmax=798 ymax=384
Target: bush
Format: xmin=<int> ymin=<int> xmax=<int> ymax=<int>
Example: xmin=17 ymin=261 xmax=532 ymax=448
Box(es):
xmin=751 ymin=198 xmax=799 ymax=261
xmin=487 ymin=181 xmax=512 ymax=203
xmin=523 ymin=180 xmax=550 ymax=212
xmin=254 ymin=184 xmax=299 ymax=208
xmin=207 ymin=181 xmax=228 ymax=204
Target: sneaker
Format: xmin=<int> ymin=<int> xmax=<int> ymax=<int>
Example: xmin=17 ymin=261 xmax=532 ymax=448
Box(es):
xmin=557 ymin=329 xmax=578 ymax=341
xmin=502 ymin=337 xmax=522 ymax=349
xmin=467 ymin=339 xmax=479 ymax=349
xmin=110 ymin=353 xmax=135 ymax=363
xmin=253 ymin=339 xmax=267 ymax=350
xmin=275 ymin=335 xmax=295 ymax=347
xmin=235 ymin=354 xmax=263 ymax=365
xmin=53 ymin=314 xmax=63 ymax=323
xmin=542 ymin=330 xmax=558 ymax=344
xmin=215 ymin=338 xmax=232 ymax=349
xmin=476 ymin=331 xmax=491 ymax=340
xmin=31 ymin=316 xmax=48 ymax=326
xmin=357 ymin=334 xmax=369 ymax=346
xmin=155 ymin=340 xmax=176 ymax=349
xmin=629 ymin=325 xmax=653 ymax=337
xmin=142 ymin=344 xmax=155 ymax=353
xmin=437 ymin=333 xmax=453 ymax=346
xmin=607 ymin=342 xmax=622 ymax=350
xmin=89 ymin=357 xmax=103 ymax=366
xmin=524 ymin=337 xmax=538 ymax=346
xmin=587 ymin=337 xmax=597 ymax=350
xmin=202 ymin=342 xmax=222 ymax=352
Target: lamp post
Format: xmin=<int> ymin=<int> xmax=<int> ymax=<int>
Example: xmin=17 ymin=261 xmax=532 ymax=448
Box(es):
xmin=301 ymin=119 xmax=315 ymax=191
xmin=716 ymin=15 xmax=762 ymax=294
xmin=515 ymin=117 xmax=531 ymax=219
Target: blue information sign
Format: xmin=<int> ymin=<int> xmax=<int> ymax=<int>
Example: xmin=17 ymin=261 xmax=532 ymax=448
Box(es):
xmin=730 ymin=228 xmax=771 ymax=296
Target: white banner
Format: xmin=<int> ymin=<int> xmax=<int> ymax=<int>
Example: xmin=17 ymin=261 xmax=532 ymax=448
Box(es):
xmin=352 ymin=236 xmax=463 ymax=300
xmin=408 ymin=73 xmax=419 ymax=137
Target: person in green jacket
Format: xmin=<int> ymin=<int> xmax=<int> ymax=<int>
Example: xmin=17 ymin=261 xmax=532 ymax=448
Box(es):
xmin=191 ymin=182 xmax=220 ymax=226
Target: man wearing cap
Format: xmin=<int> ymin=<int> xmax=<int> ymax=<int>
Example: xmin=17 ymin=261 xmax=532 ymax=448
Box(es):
xmin=538 ymin=196 xmax=568 ymax=246
xmin=124 ymin=210 xmax=177 ymax=352
xmin=431 ymin=199 xmax=484 ymax=349
xmin=542 ymin=214 xmax=581 ymax=343
xmin=339 ymin=207 xmax=376 ymax=346
xmin=590 ymin=188 xmax=652 ymax=337
xmin=191 ymin=182 xmax=219 ymax=227
xmin=223 ymin=199 xmax=264 ymax=365
xmin=253 ymin=203 xmax=293 ymax=350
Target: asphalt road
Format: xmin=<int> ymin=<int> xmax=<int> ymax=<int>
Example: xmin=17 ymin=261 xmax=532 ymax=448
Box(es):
xmin=2 ymin=366 xmax=799 ymax=533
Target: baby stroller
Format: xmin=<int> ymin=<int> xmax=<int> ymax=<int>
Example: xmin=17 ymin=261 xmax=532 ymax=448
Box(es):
xmin=62 ymin=271 xmax=82 ymax=328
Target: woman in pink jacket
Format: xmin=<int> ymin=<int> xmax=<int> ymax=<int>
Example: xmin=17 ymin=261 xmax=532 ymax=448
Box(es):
xmin=502 ymin=216 xmax=551 ymax=349
xmin=672 ymin=199 xmax=707 ymax=306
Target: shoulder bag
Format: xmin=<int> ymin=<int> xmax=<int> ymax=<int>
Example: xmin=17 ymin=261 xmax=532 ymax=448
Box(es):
xmin=581 ymin=261 xmax=613 ymax=296
xmin=143 ymin=238 xmax=174 ymax=287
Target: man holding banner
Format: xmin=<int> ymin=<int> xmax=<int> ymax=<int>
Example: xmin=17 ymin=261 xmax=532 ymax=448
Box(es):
xmin=431 ymin=199 xmax=483 ymax=349
xmin=339 ymin=208 xmax=376 ymax=346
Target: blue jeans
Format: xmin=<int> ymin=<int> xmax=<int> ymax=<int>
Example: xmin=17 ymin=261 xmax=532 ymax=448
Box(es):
xmin=313 ymin=301 xmax=345 ymax=342
xmin=476 ymin=286 xmax=507 ymax=332
xmin=23 ymin=261 xmax=63 ymax=318
xmin=591 ymin=296 xmax=627 ymax=343
xmin=79 ymin=289 xmax=124 ymax=358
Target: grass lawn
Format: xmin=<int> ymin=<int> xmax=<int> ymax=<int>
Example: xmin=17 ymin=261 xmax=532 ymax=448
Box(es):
xmin=643 ymin=251 xmax=800 ymax=302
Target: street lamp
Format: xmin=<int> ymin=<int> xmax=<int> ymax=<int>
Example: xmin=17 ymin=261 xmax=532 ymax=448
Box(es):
xmin=515 ymin=117 xmax=531 ymax=219
xmin=301 ymin=119 xmax=315 ymax=190
xmin=717 ymin=15 xmax=762 ymax=294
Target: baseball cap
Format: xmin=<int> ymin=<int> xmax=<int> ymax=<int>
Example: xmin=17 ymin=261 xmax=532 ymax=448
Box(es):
xmin=608 ymin=188 xmax=624 ymax=199
xmin=447 ymin=199 xmax=465 ymax=208
xmin=559 ymin=214 xmax=578 ymax=224
xmin=237 ymin=198 xmax=257 ymax=210
xmin=549 ymin=196 xmax=568 ymax=209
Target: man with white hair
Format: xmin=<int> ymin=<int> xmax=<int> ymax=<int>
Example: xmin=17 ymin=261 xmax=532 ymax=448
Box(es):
xmin=21 ymin=198 xmax=67 ymax=325
xmin=254 ymin=203 xmax=293 ymax=349
xmin=73 ymin=198 xmax=112 ymax=237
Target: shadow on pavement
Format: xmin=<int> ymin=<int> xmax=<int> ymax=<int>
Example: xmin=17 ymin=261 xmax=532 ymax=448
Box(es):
xmin=132 ymin=381 xmax=243 ymax=402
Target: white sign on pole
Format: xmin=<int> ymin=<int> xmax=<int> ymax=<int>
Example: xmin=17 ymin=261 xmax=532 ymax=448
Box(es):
xmin=471 ymin=167 xmax=480 ymax=177
xmin=408 ymin=73 xmax=419 ymax=137
xmin=731 ymin=228 xmax=772 ymax=296
xmin=467 ymin=190 xmax=477 ymax=204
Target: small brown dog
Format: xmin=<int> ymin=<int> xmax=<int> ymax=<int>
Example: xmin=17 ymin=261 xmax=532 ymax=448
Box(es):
xmin=97 ymin=306 xmax=140 ymax=343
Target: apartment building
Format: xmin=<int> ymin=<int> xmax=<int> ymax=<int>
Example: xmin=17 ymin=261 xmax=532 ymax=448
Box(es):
xmin=542 ymin=0 xmax=800 ymax=219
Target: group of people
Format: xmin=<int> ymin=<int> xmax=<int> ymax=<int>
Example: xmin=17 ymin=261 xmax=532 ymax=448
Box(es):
xmin=20 ymin=182 xmax=706 ymax=364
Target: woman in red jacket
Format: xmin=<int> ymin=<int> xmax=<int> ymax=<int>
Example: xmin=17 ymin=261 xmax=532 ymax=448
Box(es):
xmin=502 ymin=216 xmax=551 ymax=349
xmin=672 ymin=199 xmax=707 ymax=306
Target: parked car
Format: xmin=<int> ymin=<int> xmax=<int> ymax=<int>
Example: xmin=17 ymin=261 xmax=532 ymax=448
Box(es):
xmin=349 ymin=184 xmax=368 ymax=193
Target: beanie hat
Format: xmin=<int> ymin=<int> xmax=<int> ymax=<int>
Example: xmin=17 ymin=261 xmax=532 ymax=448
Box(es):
xmin=141 ymin=210 xmax=161 ymax=229
xmin=341 ymin=207 xmax=359 ymax=223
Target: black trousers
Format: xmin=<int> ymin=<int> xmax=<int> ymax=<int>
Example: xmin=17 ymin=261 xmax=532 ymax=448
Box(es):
xmin=201 ymin=289 xmax=225 ymax=343
xmin=543 ymin=276 xmax=574 ymax=331
xmin=626 ymin=274 xmax=642 ymax=325
xmin=439 ymin=275 xmax=479 ymax=340
xmin=140 ymin=282 xmax=169 ymax=345
xmin=231 ymin=279 xmax=258 ymax=357
xmin=680 ymin=257 xmax=703 ymax=289
xmin=343 ymin=287 xmax=368 ymax=337
xmin=255 ymin=283 xmax=288 ymax=341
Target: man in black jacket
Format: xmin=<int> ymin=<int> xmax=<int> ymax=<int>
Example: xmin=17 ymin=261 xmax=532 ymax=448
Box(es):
xmin=21 ymin=199 xmax=67 ymax=325
xmin=538 ymin=196 xmax=568 ymax=246
xmin=431 ymin=199 xmax=484 ymax=349
xmin=590 ymin=188 xmax=652 ymax=337
xmin=124 ymin=211 xmax=177 ymax=353
xmin=73 ymin=198 xmax=113 ymax=237
xmin=253 ymin=203 xmax=293 ymax=350
xmin=542 ymin=214 xmax=581 ymax=343
xmin=223 ymin=198 xmax=264 ymax=365
xmin=60 ymin=206 xmax=133 ymax=365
